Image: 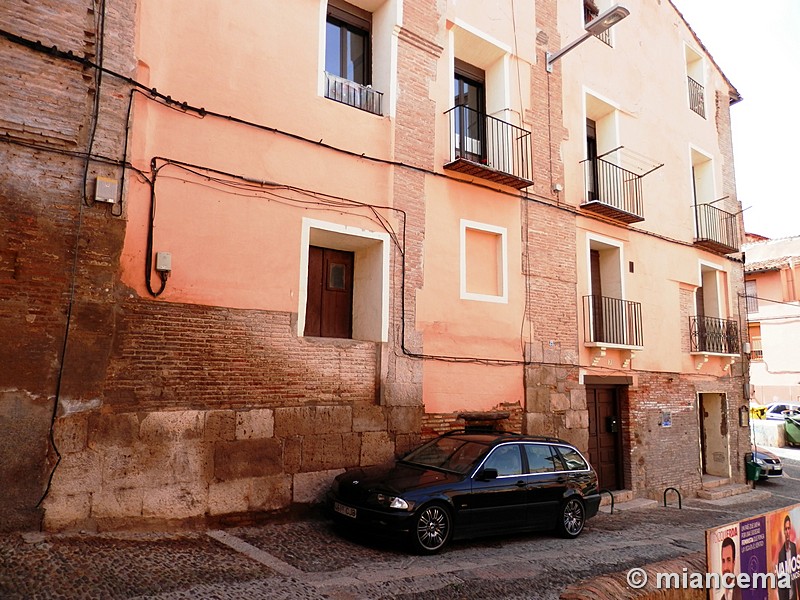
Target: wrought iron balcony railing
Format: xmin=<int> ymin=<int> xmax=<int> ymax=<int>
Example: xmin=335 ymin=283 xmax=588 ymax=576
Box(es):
xmin=687 ymin=76 xmax=705 ymax=118
xmin=751 ymin=337 xmax=763 ymax=361
xmin=583 ymin=295 xmax=644 ymax=347
xmin=690 ymin=316 xmax=740 ymax=354
xmin=324 ymin=72 xmax=383 ymax=116
xmin=594 ymin=29 xmax=612 ymax=47
xmin=444 ymin=105 xmax=533 ymax=189
xmin=694 ymin=203 xmax=740 ymax=254
xmin=581 ymin=157 xmax=644 ymax=223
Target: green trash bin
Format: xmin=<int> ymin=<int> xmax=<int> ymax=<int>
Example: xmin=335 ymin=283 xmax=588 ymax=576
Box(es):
xmin=785 ymin=414 xmax=800 ymax=447
xmin=744 ymin=452 xmax=761 ymax=481
xmin=745 ymin=461 xmax=761 ymax=481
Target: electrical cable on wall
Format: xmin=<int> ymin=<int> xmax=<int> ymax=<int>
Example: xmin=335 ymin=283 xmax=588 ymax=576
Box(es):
xmin=0 ymin=26 xmax=746 ymax=258
xmin=2 ymin=24 xmax=752 ymax=375
xmin=81 ymin=0 xmax=106 ymax=208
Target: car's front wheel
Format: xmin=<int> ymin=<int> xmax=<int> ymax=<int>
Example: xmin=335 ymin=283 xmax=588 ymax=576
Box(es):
xmin=410 ymin=503 xmax=452 ymax=554
xmin=556 ymin=497 xmax=585 ymax=538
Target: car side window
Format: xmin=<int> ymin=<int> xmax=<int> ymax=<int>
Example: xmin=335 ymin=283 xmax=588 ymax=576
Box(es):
xmin=524 ymin=444 xmax=559 ymax=474
xmin=483 ymin=444 xmax=522 ymax=476
xmin=556 ymin=446 xmax=588 ymax=471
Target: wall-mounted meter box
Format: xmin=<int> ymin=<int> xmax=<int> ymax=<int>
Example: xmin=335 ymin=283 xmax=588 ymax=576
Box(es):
xmin=155 ymin=252 xmax=172 ymax=273
xmin=95 ymin=177 xmax=118 ymax=203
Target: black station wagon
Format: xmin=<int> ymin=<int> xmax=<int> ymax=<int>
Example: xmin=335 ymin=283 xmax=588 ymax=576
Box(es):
xmin=327 ymin=431 xmax=601 ymax=553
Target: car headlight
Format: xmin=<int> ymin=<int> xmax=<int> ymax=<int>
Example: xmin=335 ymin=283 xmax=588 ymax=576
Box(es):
xmin=754 ymin=458 xmax=765 ymax=466
xmin=376 ymin=493 xmax=412 ymax=510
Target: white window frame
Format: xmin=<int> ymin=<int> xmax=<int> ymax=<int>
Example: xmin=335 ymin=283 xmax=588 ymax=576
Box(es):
xmin=696 ymin=259 xmax=727 ymax=320
xmin=460 ymin=219 xmax=508 ymax=304
xmin=298 ymin=218 xmax=390 ymax=342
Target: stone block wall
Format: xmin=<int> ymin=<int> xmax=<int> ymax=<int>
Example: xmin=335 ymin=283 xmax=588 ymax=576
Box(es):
xmin=44 ymin=403 xmax=413 ymax=531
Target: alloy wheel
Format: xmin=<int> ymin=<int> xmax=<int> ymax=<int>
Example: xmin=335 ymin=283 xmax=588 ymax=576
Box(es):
xmin=561 ymin=498 xmax=585 ymax=537
xmin=415 ymin=505 xmax=450 ymax=553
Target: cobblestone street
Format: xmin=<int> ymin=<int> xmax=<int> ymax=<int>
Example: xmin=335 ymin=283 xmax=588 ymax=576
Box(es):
xmin=2 ymin=448 xmax=798 ymax=599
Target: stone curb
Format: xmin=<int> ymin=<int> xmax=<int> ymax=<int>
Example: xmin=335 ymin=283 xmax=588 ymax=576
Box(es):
xmin=560 ymin=552 xmax=706 ymax=600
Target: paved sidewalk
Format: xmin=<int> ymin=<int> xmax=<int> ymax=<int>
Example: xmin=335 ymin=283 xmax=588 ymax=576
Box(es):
xmin=3 ymin=450 xmax=799 ymax=600
xmin=0 ymin=485 xmax=792 ymax=600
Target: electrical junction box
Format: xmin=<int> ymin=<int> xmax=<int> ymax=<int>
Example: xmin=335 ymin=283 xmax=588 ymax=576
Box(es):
xmin=94 ymin=176 xmax=118 ymax=203
xmin=155 ymin=252 xmax=172 ymax=272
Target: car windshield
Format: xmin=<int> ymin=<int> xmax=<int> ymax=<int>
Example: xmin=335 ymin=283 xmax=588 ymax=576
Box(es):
xmin=402 ymin=437 xmax=489 ymax=474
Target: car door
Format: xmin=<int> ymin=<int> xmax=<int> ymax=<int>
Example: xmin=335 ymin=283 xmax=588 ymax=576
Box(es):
xmin=522 ymin=443 xmax=566 ymax=529
xmin=466 ymin=443 xmax=528 ymax=535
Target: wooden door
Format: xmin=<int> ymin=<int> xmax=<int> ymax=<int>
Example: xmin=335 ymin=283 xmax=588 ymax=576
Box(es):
xmin=304 ymin=246 xmax=354 ymax=338
xmin=454 ymin=61 xmax=486 ymax=163
xmin=590 ymin=249 xmax=603 ymax=342
xmin=586 ymin=118 xmax=599 ymax=201
xmin=695 ymin=286 xmax=707 ymax=351
xmin=586 ymin=386 xmax=622 ymax=490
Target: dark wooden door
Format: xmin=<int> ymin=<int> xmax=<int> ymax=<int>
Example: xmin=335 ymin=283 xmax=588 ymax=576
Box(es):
xmin=586 ymin=386 xmax=622 ymax=490
xmin=454 ymin=61 xmax=486 ymax=163
xmin=695 ymin=286 xmax=707 ymax=351
xmin=590 ymin=249 xmax=603 ymax=342
xmin=699 ymin=394 xmax=709 ymax=475
xmin=304 ymin=246 xmax=354 ymax=338
xmin=586 ymin=118 xmax=599 ymax=201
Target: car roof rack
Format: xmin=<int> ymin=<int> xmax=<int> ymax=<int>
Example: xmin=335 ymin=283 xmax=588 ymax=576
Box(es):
xmin=439 ymin=429 xmax=565 ymax=444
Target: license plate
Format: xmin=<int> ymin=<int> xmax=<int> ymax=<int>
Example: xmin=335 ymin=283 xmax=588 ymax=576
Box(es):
xmin=334 ymin=502 xmax=357 ymax=519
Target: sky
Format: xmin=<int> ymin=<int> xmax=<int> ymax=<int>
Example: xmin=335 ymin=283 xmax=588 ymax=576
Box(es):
xmin=669 ymin=0 xmax=800 ymax=240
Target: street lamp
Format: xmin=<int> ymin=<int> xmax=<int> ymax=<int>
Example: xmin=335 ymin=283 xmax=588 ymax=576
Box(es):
xmin=545 ymin=4 xmax=630 ymax=73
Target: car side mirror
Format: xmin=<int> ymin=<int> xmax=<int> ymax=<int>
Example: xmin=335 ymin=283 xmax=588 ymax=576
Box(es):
xmin=477 ymin=468 xmax=498 ymax=481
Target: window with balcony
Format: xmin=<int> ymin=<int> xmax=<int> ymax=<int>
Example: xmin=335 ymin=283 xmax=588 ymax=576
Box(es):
xmin=583 ymin=237 xmax=642 ymax=348
xmin=691 ymin=148 xmax=739 ymax=253
xmin=690 ymin=263 xmax=739 ymax=355
xmin=443 ymin=26 xmax=532 ymax=189
xmin=685 ymin=45 xmax=705 ymax=118
xmin=580 ymin=95 xmax=655 ymax=224
xmin=748 ymin=323 xmax=763 ymax=361
xmin=584 ymin=0 xmax=612 ymax=46
xmin=324 ymin=0 xmax=382 ymax=115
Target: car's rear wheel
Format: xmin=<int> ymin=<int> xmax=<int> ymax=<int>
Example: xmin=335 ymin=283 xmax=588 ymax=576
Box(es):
xmin=411 ymin=503 xmax=452 ymax=554
xmin=556 ymin=497 xmax=585 ymax=538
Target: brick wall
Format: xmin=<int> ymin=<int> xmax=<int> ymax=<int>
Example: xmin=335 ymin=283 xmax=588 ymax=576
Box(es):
xmin=0 ymin=0 xmax=134 ymax=531
xmin=422 ymin=403 xmax=525 ymax=439
xmin=627 ymin=371 xmax=747 ymax=495
xmin=381 ymin=2 xmax=443 ymax=420
xmin=104 ymin=300 xmax=380 ymax=411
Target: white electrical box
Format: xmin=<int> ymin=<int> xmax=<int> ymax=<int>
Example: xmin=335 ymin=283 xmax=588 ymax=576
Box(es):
xmin=95 ymin=176 xmax=118 ymax=203
xmin=155 ymin=252 xmax=172 ymax=272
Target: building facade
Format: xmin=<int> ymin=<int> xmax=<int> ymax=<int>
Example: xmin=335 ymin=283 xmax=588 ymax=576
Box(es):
xmin=744 ymin=235 xmax=800 ymax=405
xmin=0 ymin=0 xmax=749 ymax=532
xmin=553 ymin=0 xmax=750 ymax=492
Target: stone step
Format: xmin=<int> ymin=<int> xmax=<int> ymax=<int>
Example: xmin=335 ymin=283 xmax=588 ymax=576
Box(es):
xmin=697 ymin=483 xmax=752 ymax=500
xmin=599 ymin=498 xmax=659 ymax=513
xmin=701 ymin=476 xmax=732 ymax=489
xmin=599 ymin=489 xmax=633 ymax=506
xmin=698 ymin=489 xmax=772 ymax=506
